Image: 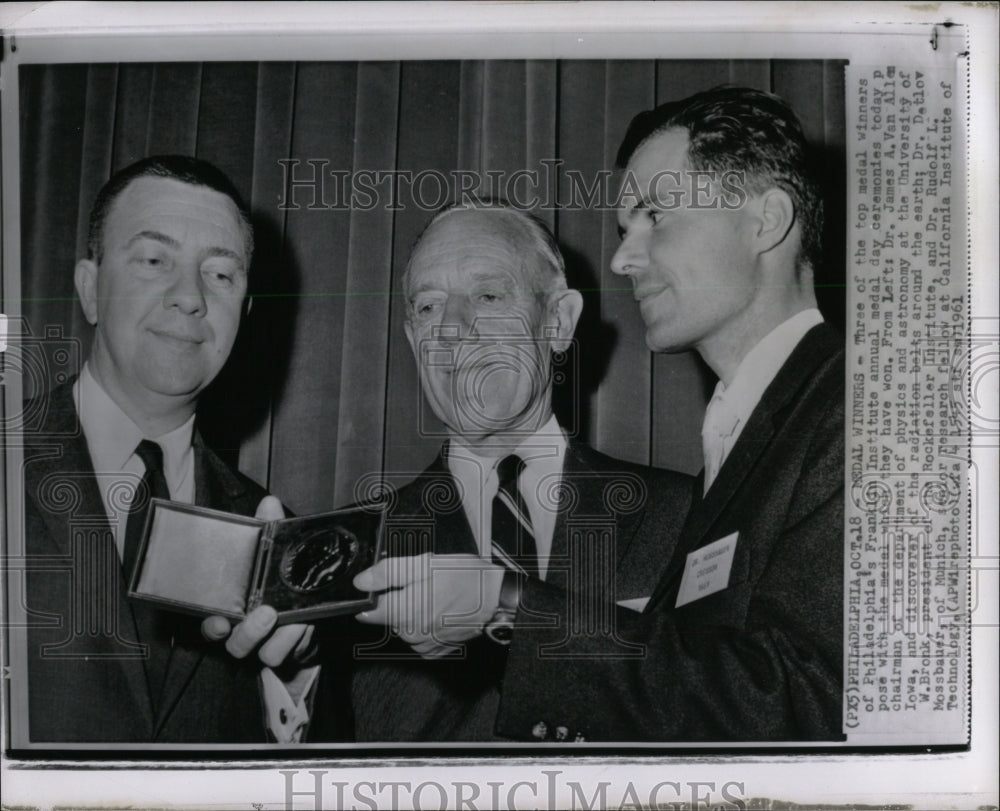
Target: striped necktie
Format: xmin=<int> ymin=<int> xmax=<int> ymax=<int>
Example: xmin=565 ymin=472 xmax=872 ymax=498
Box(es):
xmin=490 ymin=454 xmax=538 ymax=577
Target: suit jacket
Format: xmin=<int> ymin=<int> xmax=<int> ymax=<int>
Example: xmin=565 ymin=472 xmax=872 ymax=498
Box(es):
xmin=22 ymin=381 xmax=270 ymax=743
xmin=338 ymin=440 xmax=693 ymax=742
xmin=496 ymin=323 xmax=845 ymax=741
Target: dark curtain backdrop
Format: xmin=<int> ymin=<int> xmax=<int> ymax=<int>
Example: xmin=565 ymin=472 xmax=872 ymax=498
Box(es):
xmin=20 ymin=60 xmax=846 ymax=515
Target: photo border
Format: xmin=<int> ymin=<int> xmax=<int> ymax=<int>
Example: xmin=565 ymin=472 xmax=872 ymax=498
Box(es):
xmin=1 ymin=3 xmax=996 ymax=809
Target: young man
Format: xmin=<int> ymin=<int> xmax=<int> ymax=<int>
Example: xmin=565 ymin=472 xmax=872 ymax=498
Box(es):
xmin=493 ymin=87 xmax=844 ymax=741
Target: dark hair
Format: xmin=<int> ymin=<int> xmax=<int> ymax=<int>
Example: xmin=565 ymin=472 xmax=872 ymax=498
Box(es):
xmin=616 ymin=86 xmax=823 ymax=275
xmin=86 ymin=155 xmax=254 ymax=265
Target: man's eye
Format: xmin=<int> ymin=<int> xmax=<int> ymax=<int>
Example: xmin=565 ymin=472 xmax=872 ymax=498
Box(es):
xmin=132 ymin=253 xmax=169 ymax=272
xmin=206 ymin=270 xmax=234 ymax=286
xmin=648 ymin=209 xmax=665 ymax=224
xmin=202 ymin=263 xmax=242 ymax=289
xmin=477 ymin=292 xmax=503 ymax=305
xmin=413 ymin=300 xmax=440 ymax=317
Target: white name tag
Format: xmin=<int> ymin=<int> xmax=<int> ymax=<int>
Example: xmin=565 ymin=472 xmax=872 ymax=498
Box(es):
xmin=675 ymin=531 xmax=738 ymax=608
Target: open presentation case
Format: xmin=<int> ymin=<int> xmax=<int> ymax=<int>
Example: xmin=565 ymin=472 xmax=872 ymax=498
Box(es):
xmin=128 ymin=499 xmax=387 ymax=623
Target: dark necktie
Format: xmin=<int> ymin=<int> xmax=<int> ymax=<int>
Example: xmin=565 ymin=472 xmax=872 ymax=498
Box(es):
xmin=123 ymin=439 xmax=173 ymax=704
xmin=490 ymin=454 xmax=538 ymax=577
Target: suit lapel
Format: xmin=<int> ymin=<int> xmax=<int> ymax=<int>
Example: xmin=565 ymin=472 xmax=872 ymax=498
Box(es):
xmin=676 ymin=392 xmax=782 ymax=555
xmin=656 ymin=324 xmax=843 ymax=594
xmin=28 ymin=383 xmax=155 ymax=731
xmin=431 ymin=501 xmax=479 ymax=555
xmin=28 ymin=390 xmax=107 ymax=556
xmin=402 ymin=451 xmax=479 ymax=556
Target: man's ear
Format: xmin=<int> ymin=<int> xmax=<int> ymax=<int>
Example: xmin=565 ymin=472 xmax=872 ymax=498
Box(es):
xmin=74 ymin=259 xmax=99 ymax=325
xmin=546 ymin=289 xmax=583 ymax=352
xmin=751 ymin=187 xmax=796 ymax=257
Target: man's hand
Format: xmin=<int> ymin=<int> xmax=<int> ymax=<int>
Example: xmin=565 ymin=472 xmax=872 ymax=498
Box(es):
xmin=200 ymin=495 xmax=313 ymax=668
xmin=353 ymin=553 xmax=504 ymax=658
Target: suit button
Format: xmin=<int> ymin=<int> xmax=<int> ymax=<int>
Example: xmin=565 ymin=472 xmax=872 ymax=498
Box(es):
xmin=531 ymin=721 xmax=548 ymax=740
xmin=279 ymin=708 xmax=288 ymax=724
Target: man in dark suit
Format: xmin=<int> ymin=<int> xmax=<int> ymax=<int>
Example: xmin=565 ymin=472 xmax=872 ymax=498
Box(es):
xmin=22 ymin=156 xmax=310 ymax=743
xmin=345 ymin=203 xmax=693 ymax=741
xmin=490 ymin=87 xmax=844 ymax=741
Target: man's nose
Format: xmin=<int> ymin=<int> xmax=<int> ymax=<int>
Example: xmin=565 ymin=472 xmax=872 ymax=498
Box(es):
xmin=163 ymin=264 xmax=207 ymax=316
xmin=435 ymin=295 xmax=475 ymax=343
xmin=610 ymin=232 xmax=644 ymax=277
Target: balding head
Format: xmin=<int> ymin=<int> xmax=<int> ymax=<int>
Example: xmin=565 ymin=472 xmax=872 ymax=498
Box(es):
xmin=403 ymin=203 xmax=567 ymax=307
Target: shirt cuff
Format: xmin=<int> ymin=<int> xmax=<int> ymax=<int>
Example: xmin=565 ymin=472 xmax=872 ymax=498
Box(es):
xmin=260 ymin=665 xmax=320 ymax=743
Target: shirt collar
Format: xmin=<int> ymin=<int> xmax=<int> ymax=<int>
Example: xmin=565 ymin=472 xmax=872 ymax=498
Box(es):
xmin=74 ymin=363 xmax=196 ymax=484
xmin=446 ymin=414 xmax=567 ymax=492
xmin=707 ymin=308 xmax=824 ymax=432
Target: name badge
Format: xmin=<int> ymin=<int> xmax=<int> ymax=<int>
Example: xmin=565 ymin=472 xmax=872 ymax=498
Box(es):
xmin=675 ymin=531 xmax=738 ymax=608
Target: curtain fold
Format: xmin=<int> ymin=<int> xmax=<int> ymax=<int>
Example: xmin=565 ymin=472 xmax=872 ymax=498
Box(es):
xmin=333 ymin=62 xmax=401 ymax=508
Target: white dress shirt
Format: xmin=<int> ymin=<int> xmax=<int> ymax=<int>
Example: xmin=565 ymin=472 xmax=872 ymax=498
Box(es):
xmin=446 ymin=414 xmax=567 ymax=580
xmin=701 ymin=309 xmax=824 ymax=494
xmin=75 ymin=364 xmax=195 ymax=559
xmin=73 ymin=363 xmax=315 ymax=743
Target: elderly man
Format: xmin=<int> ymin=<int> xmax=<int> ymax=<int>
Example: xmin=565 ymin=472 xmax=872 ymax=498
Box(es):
xmin=23 ymin=156 xmax=310 ymax=743
xmin=492 ymin=86 xmax=844 ymax=740
xmin=343 ymin=203 xmax=693 ymax=741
